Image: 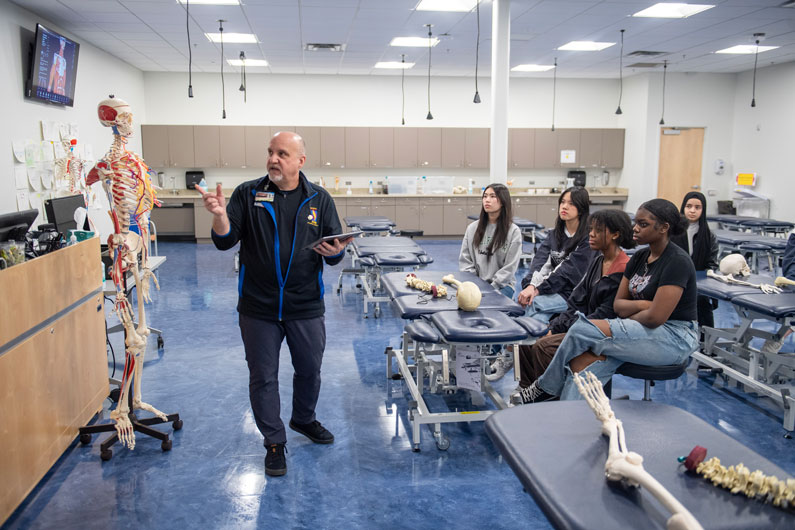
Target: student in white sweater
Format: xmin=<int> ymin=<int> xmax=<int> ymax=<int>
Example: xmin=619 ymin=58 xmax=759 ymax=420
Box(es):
xmin=459 ymin=183 xmax=523 ymax=298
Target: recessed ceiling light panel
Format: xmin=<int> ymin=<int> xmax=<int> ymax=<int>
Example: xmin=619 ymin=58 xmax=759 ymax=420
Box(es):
xmin=205 ymin=33 xmax=258 ymax=43
xmin=632 ymin=3 xmax=714 ymax=18
xmin=227 ymin=59 xmax=268 ymax=66
xmin=557 ymin=41 xmax=614 ymax=51
xmin=511 ymin=64 xmax=556 ymax=72
xmin=390 ymin=37 xmax=440 ymax=47
xmin=716 ymin=45 xmax=779 ymax=54
xmin=415 ymin=0 xmax=479 ymax=12
xmin=375 ymin=61 xmax=416 ymax=69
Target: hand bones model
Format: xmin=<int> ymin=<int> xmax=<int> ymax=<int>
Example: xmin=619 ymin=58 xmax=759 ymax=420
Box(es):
xmin=442 ymin=274 xmax=482 ymax=311
xmin=54 ymin=136 xmax=86 ymax=198
xmin=706 ymin=269 xmax=782 ymax=295
xmin=573 ymin=371 xmax=704 ymax=530
xmin=86 ymin=95 xmax=163 ymax=450
xmin=405 ymin=273 xmax=447 ymax=297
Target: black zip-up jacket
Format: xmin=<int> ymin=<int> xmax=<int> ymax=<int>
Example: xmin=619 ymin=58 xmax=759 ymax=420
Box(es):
xmin=211 ymin=172 xmax=344 ymax=321
xmin=521 ymin=232 xmax=596 ymax=300
xmin=548 ymin=251 xmax=629 ymax=335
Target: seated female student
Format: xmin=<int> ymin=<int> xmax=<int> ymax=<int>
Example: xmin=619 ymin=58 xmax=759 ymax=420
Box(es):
xmin=514 ymin=198 xmax=699 ymax=403
xmin=459 ymin=183 xmax=522 ymax=298
xmin=671 ymin=191 xmax=719 ymax=327
xmin=511 ymin=209 xmax=634 ymax=404
xmin=516 ymin=187 xmax=595 ymax=323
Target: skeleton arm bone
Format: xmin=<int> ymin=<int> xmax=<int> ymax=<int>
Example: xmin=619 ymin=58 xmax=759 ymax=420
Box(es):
xmin=706 ymin=270 xmax=781 ymax=294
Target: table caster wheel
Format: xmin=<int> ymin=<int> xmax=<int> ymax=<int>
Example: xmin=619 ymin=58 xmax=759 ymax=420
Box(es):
xmin=435 ymin=436 xmax=450 ymax=451
xmin=412 ymin=444 xmax=421 ymax=453
xmin=173 ymin=419 xmax=183 ymax=430
xmin=101 ymin=449 xmax=112 ymax=461
xmin=157 ymin=335 xmax=164 ymax=349
xmin=161 ymin=439 xmax=172 ymax=451
xmin=80 ymin=433 xmax=91 ymax=444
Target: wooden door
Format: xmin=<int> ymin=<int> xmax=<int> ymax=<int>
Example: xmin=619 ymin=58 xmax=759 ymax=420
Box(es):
xmin=657 ymin=127 xmax=704 ymax=204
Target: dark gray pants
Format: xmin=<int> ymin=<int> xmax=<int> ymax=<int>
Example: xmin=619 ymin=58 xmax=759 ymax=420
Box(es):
xmin=239 ymin=313 xmax=326 ymax=445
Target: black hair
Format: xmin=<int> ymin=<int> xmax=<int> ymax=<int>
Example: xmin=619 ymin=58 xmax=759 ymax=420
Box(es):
xmin=589 ymin=209 xmax=636 ymax=249
xmin=554 ymin=186 xmax=590 ymax=256
xmin=473 ymin=183 xmax=513 ymax=259
xmin=679 ymin=191 xmax=712 ymax=269
xmin=638 ymin=198 xmax=687 ymax=237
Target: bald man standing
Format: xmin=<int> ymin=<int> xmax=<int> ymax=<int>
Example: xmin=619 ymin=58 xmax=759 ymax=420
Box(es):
xmin=198 ymin=132 xmax=350 ymax=477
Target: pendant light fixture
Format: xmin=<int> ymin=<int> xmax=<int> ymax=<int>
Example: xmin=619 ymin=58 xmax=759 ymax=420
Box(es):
xmin=218 ymin=19 xmax=227 ymax=119
xmin=659 ymin=60 xmax=667 ymax=125
xmin=473 ymin=0 xmax=481 ymax=104
xmin=750 ymin=33 xmax=764 ymax=107
xmin=401 ymin=54 xmax=406 ymax=125
xmin=615 ymin=29 xmax=625 ymax=115
xmin=186 ymin=0 xmax=193 ymax=97
xmin=551 ymin=57 xmax=557 ymax=131
xmin=425 ymin=23 xmax=434 ymax=120
xmin=238 ymin=51 xmax=247 ymax=103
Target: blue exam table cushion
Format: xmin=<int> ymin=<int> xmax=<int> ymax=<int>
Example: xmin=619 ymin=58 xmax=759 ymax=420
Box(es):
xmin=404 ymin=319 xmax=442 ymax=343
xmin=373 ymin=253 xmax=426 ymax=266
xmin=731 ymin=292 xmax=795 ymax=319
xmin=514 ymin=315 xmax=549 ymax=337
xmin=697 ymin=274 xmax=778 ymax=301
xmin=393 ymin=294 xmax=524 ymax=320
xmin=430 ymin=310 xmax=528 ymax=343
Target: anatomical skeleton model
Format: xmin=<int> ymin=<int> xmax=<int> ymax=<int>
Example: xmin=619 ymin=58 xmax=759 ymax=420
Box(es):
xmin=573 ymin=371 xmax=704 ymax=530
xmin=54 ymin=136 xmax=86 ymax=198
xmin=442 ymin=274 xmax=482 ymax=311
xmin=86 ymin=96 xmax=163 ymax=450
xmin=706 ymin=270 xmax=782 ymax=294
xmin=405 ymin=273 xmax=447 ymax=297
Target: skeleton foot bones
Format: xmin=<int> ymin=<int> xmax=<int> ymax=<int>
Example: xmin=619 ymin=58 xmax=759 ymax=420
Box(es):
xmin=573 ymin=372 xmax=704 ymax=530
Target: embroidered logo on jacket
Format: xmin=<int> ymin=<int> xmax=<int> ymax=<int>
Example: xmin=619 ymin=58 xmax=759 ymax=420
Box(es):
xmin=307 ymin=207 xmax=318 ymax=226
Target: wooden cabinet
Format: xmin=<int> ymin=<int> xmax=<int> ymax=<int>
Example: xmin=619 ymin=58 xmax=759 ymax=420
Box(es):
xmin=419 ymin=197 xmax=444 ymax=235
xmin=578 ymin=129 xmax=624 ymax=169
xmin=417 ymin=128 xmax=442 ymax=168
xmin=193 ymin=126 xmax=220 ymax=168
xmin=220 ymin=126 xmax=246 ymax=168
xmin=141 ymin=125 xmax=169 ymax=167
xmin=370 ymin=196 xmax=396 ymax=220
xmin=395 ymin=198 xmax=420 ymax=230
xmin=442 ymin=197 xmax=469 ymax=235
xmin=467 ymin=197 xmax=482 ymax=219
xmin=345 ymin=127 xmax=370 ymax=168
xmin=193 ymin=202 xmax=215 ymax=243
xmin=394 ymin=127 xmax=418 ymax=168
xmin=512 ymin=197 xmax=538 ymax=223
xmin=508 ymin=128 xmax=535 ymax=169
xmin=578 ymin=129 xmax=603 ymax=169
xmin=168 ymin=125 xmax=195 ymax=168
xmin=295 ymin=126 xmax=321 ymax=169
xmin=465 ymin=128 xmax=489 ymax=168
xmin=245 ymin=126 xmax=269 ymax=168
xmin=369 ymin=128 xmax=394 ymax=168
xmin=320 ymin=127 xmax=345 ymax=168
xmin=601 ymin=129 xmax=625 ymax=168
xmin=346 ymin=196 xmax=370 ymax=218
xmin=536 ymin=198 xmax=559 ymax=227
xmin=150 ymin=203 xmax=195 ymax=236
xmin=331 ymin=197 xmax=346 ymax=229
xmin=533 ymin=129 xmax=559 ymax=169
xmin=557 ymin=129 xmax=580 ymax=168
xmin=441 ymin=128 xmax=466 ymax=168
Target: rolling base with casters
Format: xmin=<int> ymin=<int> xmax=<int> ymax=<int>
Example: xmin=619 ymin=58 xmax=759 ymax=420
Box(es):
xmin=79 ymin=411 xmax=183 ymax=461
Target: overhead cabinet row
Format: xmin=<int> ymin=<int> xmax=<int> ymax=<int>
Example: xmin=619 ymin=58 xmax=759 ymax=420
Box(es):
xmin=141 ymin=125 xmax=624 ymax=170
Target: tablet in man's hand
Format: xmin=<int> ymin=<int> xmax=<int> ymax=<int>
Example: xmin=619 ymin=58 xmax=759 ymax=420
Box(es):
xmin=304 ymin=231 xmax=362 ymax=250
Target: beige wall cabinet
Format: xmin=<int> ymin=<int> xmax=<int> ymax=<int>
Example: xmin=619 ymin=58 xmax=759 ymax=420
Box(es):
xmin=346 ymin=196 xmax=371 ymax=218
xmin=465 ymin=128 xmax=490 ymax=168
xmin=557 ymin=129 xmax=581 ymax=168
xmin=578 ymin=129 xmax=603 ymax=169
xmin=394 ymin=127 xmax=418 ymax=168
xmin=370 ymin=196 xmax=396 ymax=220
xmin=442 ymin=197 xmax=469 ymax=235
xmin=419 ymin=197 xmax=444 ymax=235
xmin=141 ymin=125 xmax=170 ymax=167
xmin=168 ymin=125 xmax=195 ymax=168
xmin=220 ymin=126 xmax=246 ymax=168
xmin=537 ymin=197 xmax=560 ymax=227
xmin=295 ymin=126 xmax=321 ymax=169
xmin=418 ymin=128 xmax=442 ymax=168
xmin=467 ymin=197 xmax=482 ymax=219
xmin=150 ymin=203 xmax=195 ymax=237
xmin=245 ymin=126 xmax=269 ymax=168
xmin=194 ymin=201 xmax=215 ymax=243
xmin=395 ymin=198 xmax=420 ymax=230
xmin=345 ymin=127 xmax=370 ymax=168
xmin=193 ymin=126 xmax=220 ymax=168
xmin=369 ymin=128 xmax=394 ymax=168
xmin=601 ymin=129 xmax=625 ymax=168
xmin=441 ymin=128 xmax=466 ymax=168
xmin=513 ymin=197 xmax=538 ymax=223
xmin=320 ymin=127 xmax=346 ymax=168
xmin=533 ymin=129 xmax=559 ymax=169
xmin=331 ymin=197 xmax=347 ymax=229
xmin=508 ymin=128 xmax=535 ymax=169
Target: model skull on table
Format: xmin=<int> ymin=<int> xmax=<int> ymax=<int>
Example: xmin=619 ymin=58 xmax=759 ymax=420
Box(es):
xmin=87 ymin=95 xmax=163 ymax=450
xmin=706 ymin=254 xmax=781 ymax=294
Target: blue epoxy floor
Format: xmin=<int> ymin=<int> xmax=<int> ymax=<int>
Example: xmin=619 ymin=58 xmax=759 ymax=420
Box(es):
xmin=4 ymin=240 xmax=794 ymax=529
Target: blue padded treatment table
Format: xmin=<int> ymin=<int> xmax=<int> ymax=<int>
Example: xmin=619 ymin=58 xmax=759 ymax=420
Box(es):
xmin=381 ymin=270 xmax=492 ymax=298
xmin=486 ymin=401 xmax=793 ymax=530
xmin=714 ymin=230 xmax=788 ymax=250
xmin=393 ymin=290 xmax=525 ymax=319
xmin=429 ymin=310 xmax=528 ymax=343
xmin=696 ymin=273 xmax=781 ymax=301
xmin=731 ymin=292 xmax=795 ymax=319
xmin=352 ymin=237 xmax=426 ymax=257
xmin=708 ymin=214 xmax=794 ymax=234
xmin=344 ymin=215 xmax=394 ymax=227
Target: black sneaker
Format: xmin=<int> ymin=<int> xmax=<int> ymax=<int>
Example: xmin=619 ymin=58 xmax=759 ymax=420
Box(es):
xmin=511 ymin=382 xmax=556 ymax=405
xmin=265 ymin=443 xmax=287 ymax=476
xmin=289 ymin=419 xmax=335 ymax=444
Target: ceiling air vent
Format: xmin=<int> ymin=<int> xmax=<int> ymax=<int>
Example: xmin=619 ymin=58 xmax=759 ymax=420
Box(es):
xmin=304 ymin=43 xmax=346 ymax=52
xmin=627 ymin=62 xmax=663 ymax=68
xmin=627 ymin=50 xmax=667 ymax=57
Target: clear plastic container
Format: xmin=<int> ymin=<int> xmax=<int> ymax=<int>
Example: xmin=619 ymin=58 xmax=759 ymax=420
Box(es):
xmin=0 ymin=240 xmax=26 ymax=268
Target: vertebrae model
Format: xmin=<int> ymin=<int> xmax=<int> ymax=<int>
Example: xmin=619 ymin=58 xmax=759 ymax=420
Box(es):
xmin=87 ymin=95 xmax=163 ymax=450
xmin=573 ymin=371 xmax=704 ymax=530
xmin=405 ymin=273 xmax=447 ymax=297
xmin=54 ymin=136 xmax=86 ymax=198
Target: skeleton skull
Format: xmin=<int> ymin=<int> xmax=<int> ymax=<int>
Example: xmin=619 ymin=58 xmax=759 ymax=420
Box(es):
xmin=720 ymin=254 xmax=751 ymax=277
xmin=97 ymin=96 xmax=134 ymax=137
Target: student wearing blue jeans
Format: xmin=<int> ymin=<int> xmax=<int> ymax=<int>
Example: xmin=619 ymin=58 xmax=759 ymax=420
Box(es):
xmin=515 ymin=199 xmax=700 ymax=403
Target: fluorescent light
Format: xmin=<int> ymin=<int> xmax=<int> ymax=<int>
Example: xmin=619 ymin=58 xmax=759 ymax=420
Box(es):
xmin=390 ymin=37 xmax=440 ymax=47
xmin=375 ymin=61 xmax=415 ymax=69
xmin=715 ymin=44 xmax=779 ymax=54
xmin=632 ymin=3 xmax=714 ymax=18
xmin=227 ymin=59 xmax=268 ymax=66
xmin=177 ymin=0 xmax=240 ymax=5
xmin=511 ymin=64 xmax=556 ymax=72
xmin=205 ymin=33 xmax=258 ymax=44
xmin=415 ymin=0 xmax=478 ymax=12
xmin=557 ymin=41 xmax=614 ymax=51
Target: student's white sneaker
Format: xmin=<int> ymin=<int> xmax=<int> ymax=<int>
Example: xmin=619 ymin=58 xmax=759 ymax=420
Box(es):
xmin=485 ymin=356 xmax=514 ymax=382
xmin=760 ymin=339 xmax=784 ymax=354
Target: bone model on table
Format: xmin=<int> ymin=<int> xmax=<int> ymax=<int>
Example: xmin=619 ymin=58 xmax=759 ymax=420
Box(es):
xmin=719 ymin=253 xmax=751 ymax=277
xmin=775 ymin=276 xmax=795 ymax=288
xmin=86 ymin=95 xmax=163 ymax=450
xmin=573 ymin=371 xmax=704 ymax=530
xmin=405 ymin=273 xmax=447 ymax=297
xmin=442 ymin=274 xmax=482 ymax=311
xmin=683 ymin=446 xmax=795 ymax=510
xmin=706 ymin=269 xmax=782 ymax=294
xmin=54 ymin=136 xmax=86 ymax=198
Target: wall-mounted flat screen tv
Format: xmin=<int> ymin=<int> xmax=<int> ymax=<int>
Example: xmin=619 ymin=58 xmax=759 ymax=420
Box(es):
xmin=26 ymin=23 xmax=80 ymax=107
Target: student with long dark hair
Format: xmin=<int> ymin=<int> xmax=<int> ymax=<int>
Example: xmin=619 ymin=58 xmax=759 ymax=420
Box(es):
xmin=459 ymin=184 xmax=522 ymax=298
xmin=511 ymin=209 xmax=635 ymax=402
xmin=514 ymin=198 xmax=699 ymax=403
xmin=517 ymin=187 xmax=595 ymax=323
xmin=671 ymin=191 xmax=719 ymax=327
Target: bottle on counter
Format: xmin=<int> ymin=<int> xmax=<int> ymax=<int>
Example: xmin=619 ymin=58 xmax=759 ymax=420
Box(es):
xmin=419 ymin=176 xmax=426 ymax=194
xmin=368 ymin=180 xmax=374 ymax=194
xmin=467 ymin=179 xmax=473 ymax=195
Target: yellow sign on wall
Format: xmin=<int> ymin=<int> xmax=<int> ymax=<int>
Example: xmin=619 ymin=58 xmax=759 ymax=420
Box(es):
xmin=735 ymin=173 xmax=757 ymax=186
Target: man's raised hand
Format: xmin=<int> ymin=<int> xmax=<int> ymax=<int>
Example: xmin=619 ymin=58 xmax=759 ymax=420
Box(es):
xmin=196 ymin=183 xmax=226 ymax=216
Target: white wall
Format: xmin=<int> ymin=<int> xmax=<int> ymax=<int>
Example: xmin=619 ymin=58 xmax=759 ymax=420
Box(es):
xmin=1 ymin=0 xmax=145 ymax=215
xmin=731 ymin=61 xmax=795 ymax=221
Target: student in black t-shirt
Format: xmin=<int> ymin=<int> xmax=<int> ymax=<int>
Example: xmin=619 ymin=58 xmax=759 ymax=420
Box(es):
xmin=515 ymin=198 xmax=700 ymax=402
